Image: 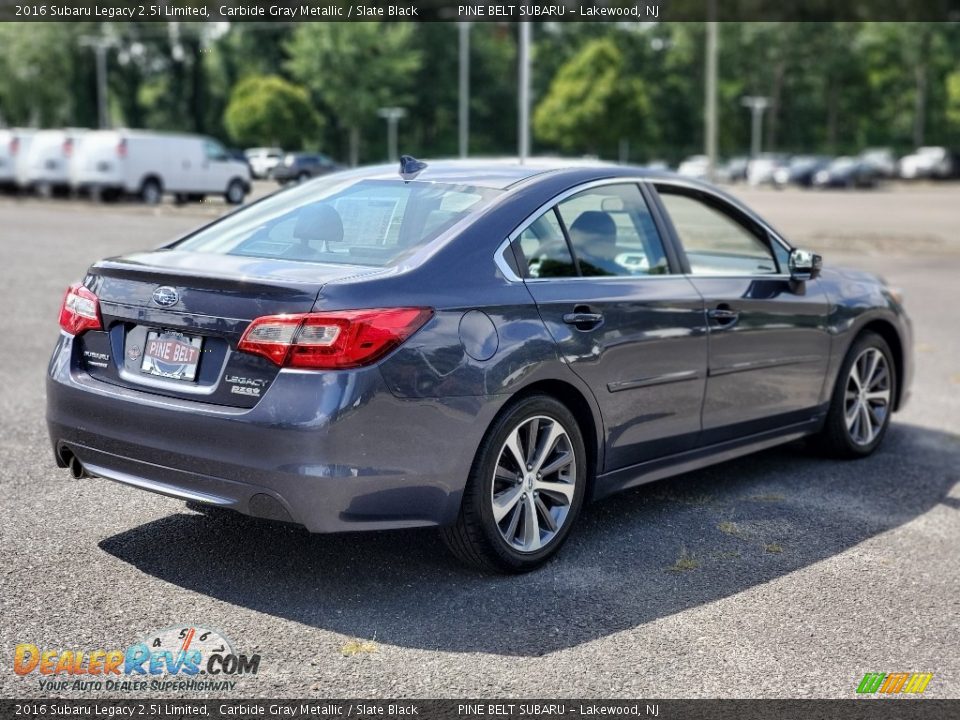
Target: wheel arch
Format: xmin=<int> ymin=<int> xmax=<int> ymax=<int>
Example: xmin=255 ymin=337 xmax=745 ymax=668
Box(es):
xmin=859 ymin=319 xmax=905 ymax=411
xmin=508 ymin=378 xmax=604 ymax=500
xmin=139 ymin=173 xmax=162 ymax=191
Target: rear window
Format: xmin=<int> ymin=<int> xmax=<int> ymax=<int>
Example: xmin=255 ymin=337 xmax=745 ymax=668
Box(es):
xmin=175 ymin=176 xmax=500 ymax=267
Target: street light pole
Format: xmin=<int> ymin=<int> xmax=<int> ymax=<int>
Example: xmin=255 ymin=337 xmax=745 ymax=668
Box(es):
xmin=518 ymin=19 xmax=531 ymax=164
xmin=704 ymin=12 xmax=718 ymax=181
xmin=79 ymin=36 xmax=117 ymax=129
xmin=458 ymin=22 xmax=471 ymax=158
xmin=377 ymin=107 xmax=407 ymax=162
xmin=741 ymin=96 xmax=770 ymax=158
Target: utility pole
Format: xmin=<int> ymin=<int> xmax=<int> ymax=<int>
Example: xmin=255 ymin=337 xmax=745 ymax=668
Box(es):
xmin=377 ymin=107 xmax=407 ymax=163
xmin=518 ymin=20 xmax=531 ymax=164
xmin=79 ymin=35 xmax=117 ymax=129
xmin=704 ymin=11 xmax=718 ymax=181
xmin=741 ymin=96 xmax=770 ymax=158
xmin=458 ymin=22 xmax=471 ymax=158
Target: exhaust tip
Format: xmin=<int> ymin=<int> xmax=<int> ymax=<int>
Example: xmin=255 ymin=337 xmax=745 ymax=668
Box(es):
xmin=68 ymin=455 xmax=89 ymax=480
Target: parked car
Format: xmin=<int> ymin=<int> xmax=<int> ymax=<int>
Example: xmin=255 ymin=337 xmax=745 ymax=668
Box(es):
xmin=813 ymin=156 xmax=879 ymax=188
xmin=898 ymin=146 xmax=954 ymax=180
xmin=70 ymin=129 xmax=251 ymax=204
xmin=859 ymin=148 xmax=897 ymax=178
xmin=716 ymin=156 xmax=749 ymax=184
xmin=272 ymin=152 xmax=340 ymax=184
xmin=677 ymin=154 xmax=710 ymax=180
xmin=0 ymin=128 xmax=36 ymax=191
xmin=747 ymin=153 xmax=789 ymax=186
xmin=642 ymin=159 xmax=670 ymax=172
xmin=19 ymin=128 xmax=88 ymax=196
xmin=47 ymin=160 xmax=912 ymax=572
xmin=245 ymin=147 xmax=283 ymax=179
xmin=773 ymin=155 xmax=832 ymax=188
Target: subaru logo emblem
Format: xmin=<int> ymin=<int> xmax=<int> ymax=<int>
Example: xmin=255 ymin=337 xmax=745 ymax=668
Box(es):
xmin=152 ymin=286 xmax=179 ymax=307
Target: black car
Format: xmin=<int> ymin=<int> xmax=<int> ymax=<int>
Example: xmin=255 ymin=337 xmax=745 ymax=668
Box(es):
xmin=273 ymin=153 xmax=341 ymax=184
xmin=813 ymin=157 xmax=879 ymax=189
xmin=774 ymin=156 xmax=832 ymax=188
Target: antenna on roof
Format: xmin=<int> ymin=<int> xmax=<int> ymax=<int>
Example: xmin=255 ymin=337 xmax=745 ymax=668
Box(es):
xmin=399 ymin=155 xmax=428 ymax=182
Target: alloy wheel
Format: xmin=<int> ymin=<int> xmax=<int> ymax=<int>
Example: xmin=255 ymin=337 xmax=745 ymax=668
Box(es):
xmin=490 ymin=415 xmax=577 ymax=553
xmin=844 ymin=347 xmax=891 ymax=446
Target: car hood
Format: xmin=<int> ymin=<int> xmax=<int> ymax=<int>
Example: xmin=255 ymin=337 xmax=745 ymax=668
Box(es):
xmin=819 ymin=265 xmax=886 ymax=287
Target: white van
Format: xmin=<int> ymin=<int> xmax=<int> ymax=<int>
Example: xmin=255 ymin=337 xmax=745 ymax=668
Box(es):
xmin=19 ymin=128 xmax=88 ymax=195
xmin=0 ymin=128 xmax=37 ymax=191
xmin=245 ymin=147 xmax=283 ymax=179
xmin=70 ymin=130 xmax=251 ymax=204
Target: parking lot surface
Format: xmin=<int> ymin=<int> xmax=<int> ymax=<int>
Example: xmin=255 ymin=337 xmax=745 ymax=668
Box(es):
xmin=1 ymin=184 xmax=958 ymax=698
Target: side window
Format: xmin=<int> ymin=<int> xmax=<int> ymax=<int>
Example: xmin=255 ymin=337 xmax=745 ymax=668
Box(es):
xmin=556 ymin=183 xmax=669 ymax=277
xmin=204 ymin=140 xmax=227 ymax=161
xmin=658 ymin=190 xmax=778 ymax=275
xmin=513 ymin=209 xmax=578 ymax=278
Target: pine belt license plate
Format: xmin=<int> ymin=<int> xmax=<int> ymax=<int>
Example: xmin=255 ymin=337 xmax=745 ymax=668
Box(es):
xmin=140 ymin=330 xmax=203 ymax=381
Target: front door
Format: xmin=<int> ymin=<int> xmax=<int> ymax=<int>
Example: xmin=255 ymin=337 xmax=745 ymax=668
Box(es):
xmin=512 ymin=182 xmax=708 ymax=472
xmin=653 ymin=183 xmax=831 ymax=444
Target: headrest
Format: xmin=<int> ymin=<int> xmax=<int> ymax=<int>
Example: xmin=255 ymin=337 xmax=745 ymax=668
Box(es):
xmin=293 ymin=203 xmax=344 ymax=245
xmin=569 ymin=211 xmax=616 ymax=245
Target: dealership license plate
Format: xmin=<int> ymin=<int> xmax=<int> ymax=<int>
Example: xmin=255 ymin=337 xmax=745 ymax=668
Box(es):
xmin=140 ymin=330 xmax=203 ymax=382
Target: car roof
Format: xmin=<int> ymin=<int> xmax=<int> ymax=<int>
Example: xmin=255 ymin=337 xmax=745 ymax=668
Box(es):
xmin=343 ymin=157 xmax=676 ymax=190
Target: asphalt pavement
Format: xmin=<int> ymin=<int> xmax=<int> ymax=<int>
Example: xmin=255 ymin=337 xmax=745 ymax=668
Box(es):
xmin=0 ymin=184 xmax=957 ymax=699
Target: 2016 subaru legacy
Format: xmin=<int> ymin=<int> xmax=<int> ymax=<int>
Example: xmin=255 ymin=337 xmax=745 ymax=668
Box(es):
xmin=47 ymin=159 xmax=912 ymax=572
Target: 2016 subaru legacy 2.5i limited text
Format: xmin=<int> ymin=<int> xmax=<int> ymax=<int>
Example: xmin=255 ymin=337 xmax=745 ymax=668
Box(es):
xmin=47 ymin=158 xmax=912 ymax=572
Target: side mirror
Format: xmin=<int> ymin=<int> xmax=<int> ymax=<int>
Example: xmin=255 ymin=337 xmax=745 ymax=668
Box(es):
xmin=788 ymin=248 xmax=822 ymax=281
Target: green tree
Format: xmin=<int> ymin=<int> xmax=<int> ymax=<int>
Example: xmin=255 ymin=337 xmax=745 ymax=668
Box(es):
xmin=286 ymin=23 xmax=422 ymax=165
xmin=224 ymin=75 xmax=323 ymax=149
xmin=0 ymin=23 xmax=83 ymax=126
xmin=533 ymin=37 xmax=654 ymax=158
xmin=947 ymin=71 xmax=960 ymax=143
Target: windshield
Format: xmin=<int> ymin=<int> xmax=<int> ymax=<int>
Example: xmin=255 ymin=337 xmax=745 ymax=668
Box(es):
xmin=174 ymin=176 xmax=502 ymax=267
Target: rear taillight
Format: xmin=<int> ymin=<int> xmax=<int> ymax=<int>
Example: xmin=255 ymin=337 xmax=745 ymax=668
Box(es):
xmin=9 ymin=138 xmax=19 ymax=156
xmin=62 ymin=138 xmax=73 ymax=157
xmin=59 ymin=283 xmax=102 ymax=336
xmin=116 ymin=139 xmax=127 ymax=158
xmin=238 ymin=308 xmax=433 ymax=370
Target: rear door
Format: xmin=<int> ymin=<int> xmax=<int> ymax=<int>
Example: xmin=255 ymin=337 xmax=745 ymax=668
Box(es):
xmin=511 ymin=181 xmax=708 ymax=472
xmin=651 ymin=182 xmax=831 ymax=443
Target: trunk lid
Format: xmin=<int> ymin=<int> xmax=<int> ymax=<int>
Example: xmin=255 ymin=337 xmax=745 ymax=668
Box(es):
xmin=77 ymin=249 xmax=384 ymax=408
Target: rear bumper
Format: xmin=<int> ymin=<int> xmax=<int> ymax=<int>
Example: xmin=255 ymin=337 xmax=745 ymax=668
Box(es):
xmin=47 ymin=333 xmax=504 ymax=533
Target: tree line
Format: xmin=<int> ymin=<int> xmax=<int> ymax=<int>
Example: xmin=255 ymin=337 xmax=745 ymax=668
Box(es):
xmin=0 ymin=22 xmax=958 ymax=164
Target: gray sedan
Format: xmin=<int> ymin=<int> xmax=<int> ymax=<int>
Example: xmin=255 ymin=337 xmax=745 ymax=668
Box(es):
xmin=47 ymin=160 xmax=912 ymax=572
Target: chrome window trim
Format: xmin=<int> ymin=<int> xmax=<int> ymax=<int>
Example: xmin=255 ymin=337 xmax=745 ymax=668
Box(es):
xmin=493 ymin=176 xmax=797 ymax=284
xmin=495 ymin=177 xmax=670 ymax=284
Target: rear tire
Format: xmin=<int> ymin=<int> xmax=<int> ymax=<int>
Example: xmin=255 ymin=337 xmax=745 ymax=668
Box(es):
xmin=815 ymin=331 xmax=896 ymax=458
xmin=441 ymin=395 xmax=587 ymax=573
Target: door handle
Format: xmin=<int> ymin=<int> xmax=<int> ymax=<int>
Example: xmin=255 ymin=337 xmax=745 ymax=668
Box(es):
xmin=563 ymin=306 xmax=604 ymax=330
xmin=707 ymin=305 xmax=739 ymax=325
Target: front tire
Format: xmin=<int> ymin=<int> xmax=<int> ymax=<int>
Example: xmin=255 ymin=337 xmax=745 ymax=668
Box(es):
xmin=816 ymin=331 xmax=896 ymax=458
xmin=225 ymin=179 xmax=246 ymax=205
xmin=441 ymin=395 xmax=587 ymax=573
xmin=139 ymin=177 xmax=162 ymax=205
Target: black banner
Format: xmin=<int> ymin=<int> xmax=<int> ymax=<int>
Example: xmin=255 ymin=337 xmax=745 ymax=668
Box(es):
xmin=2 ymin=700 xmax=959 ymax=719
xmin=1 ymin=0 xmax=959 ymax=22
